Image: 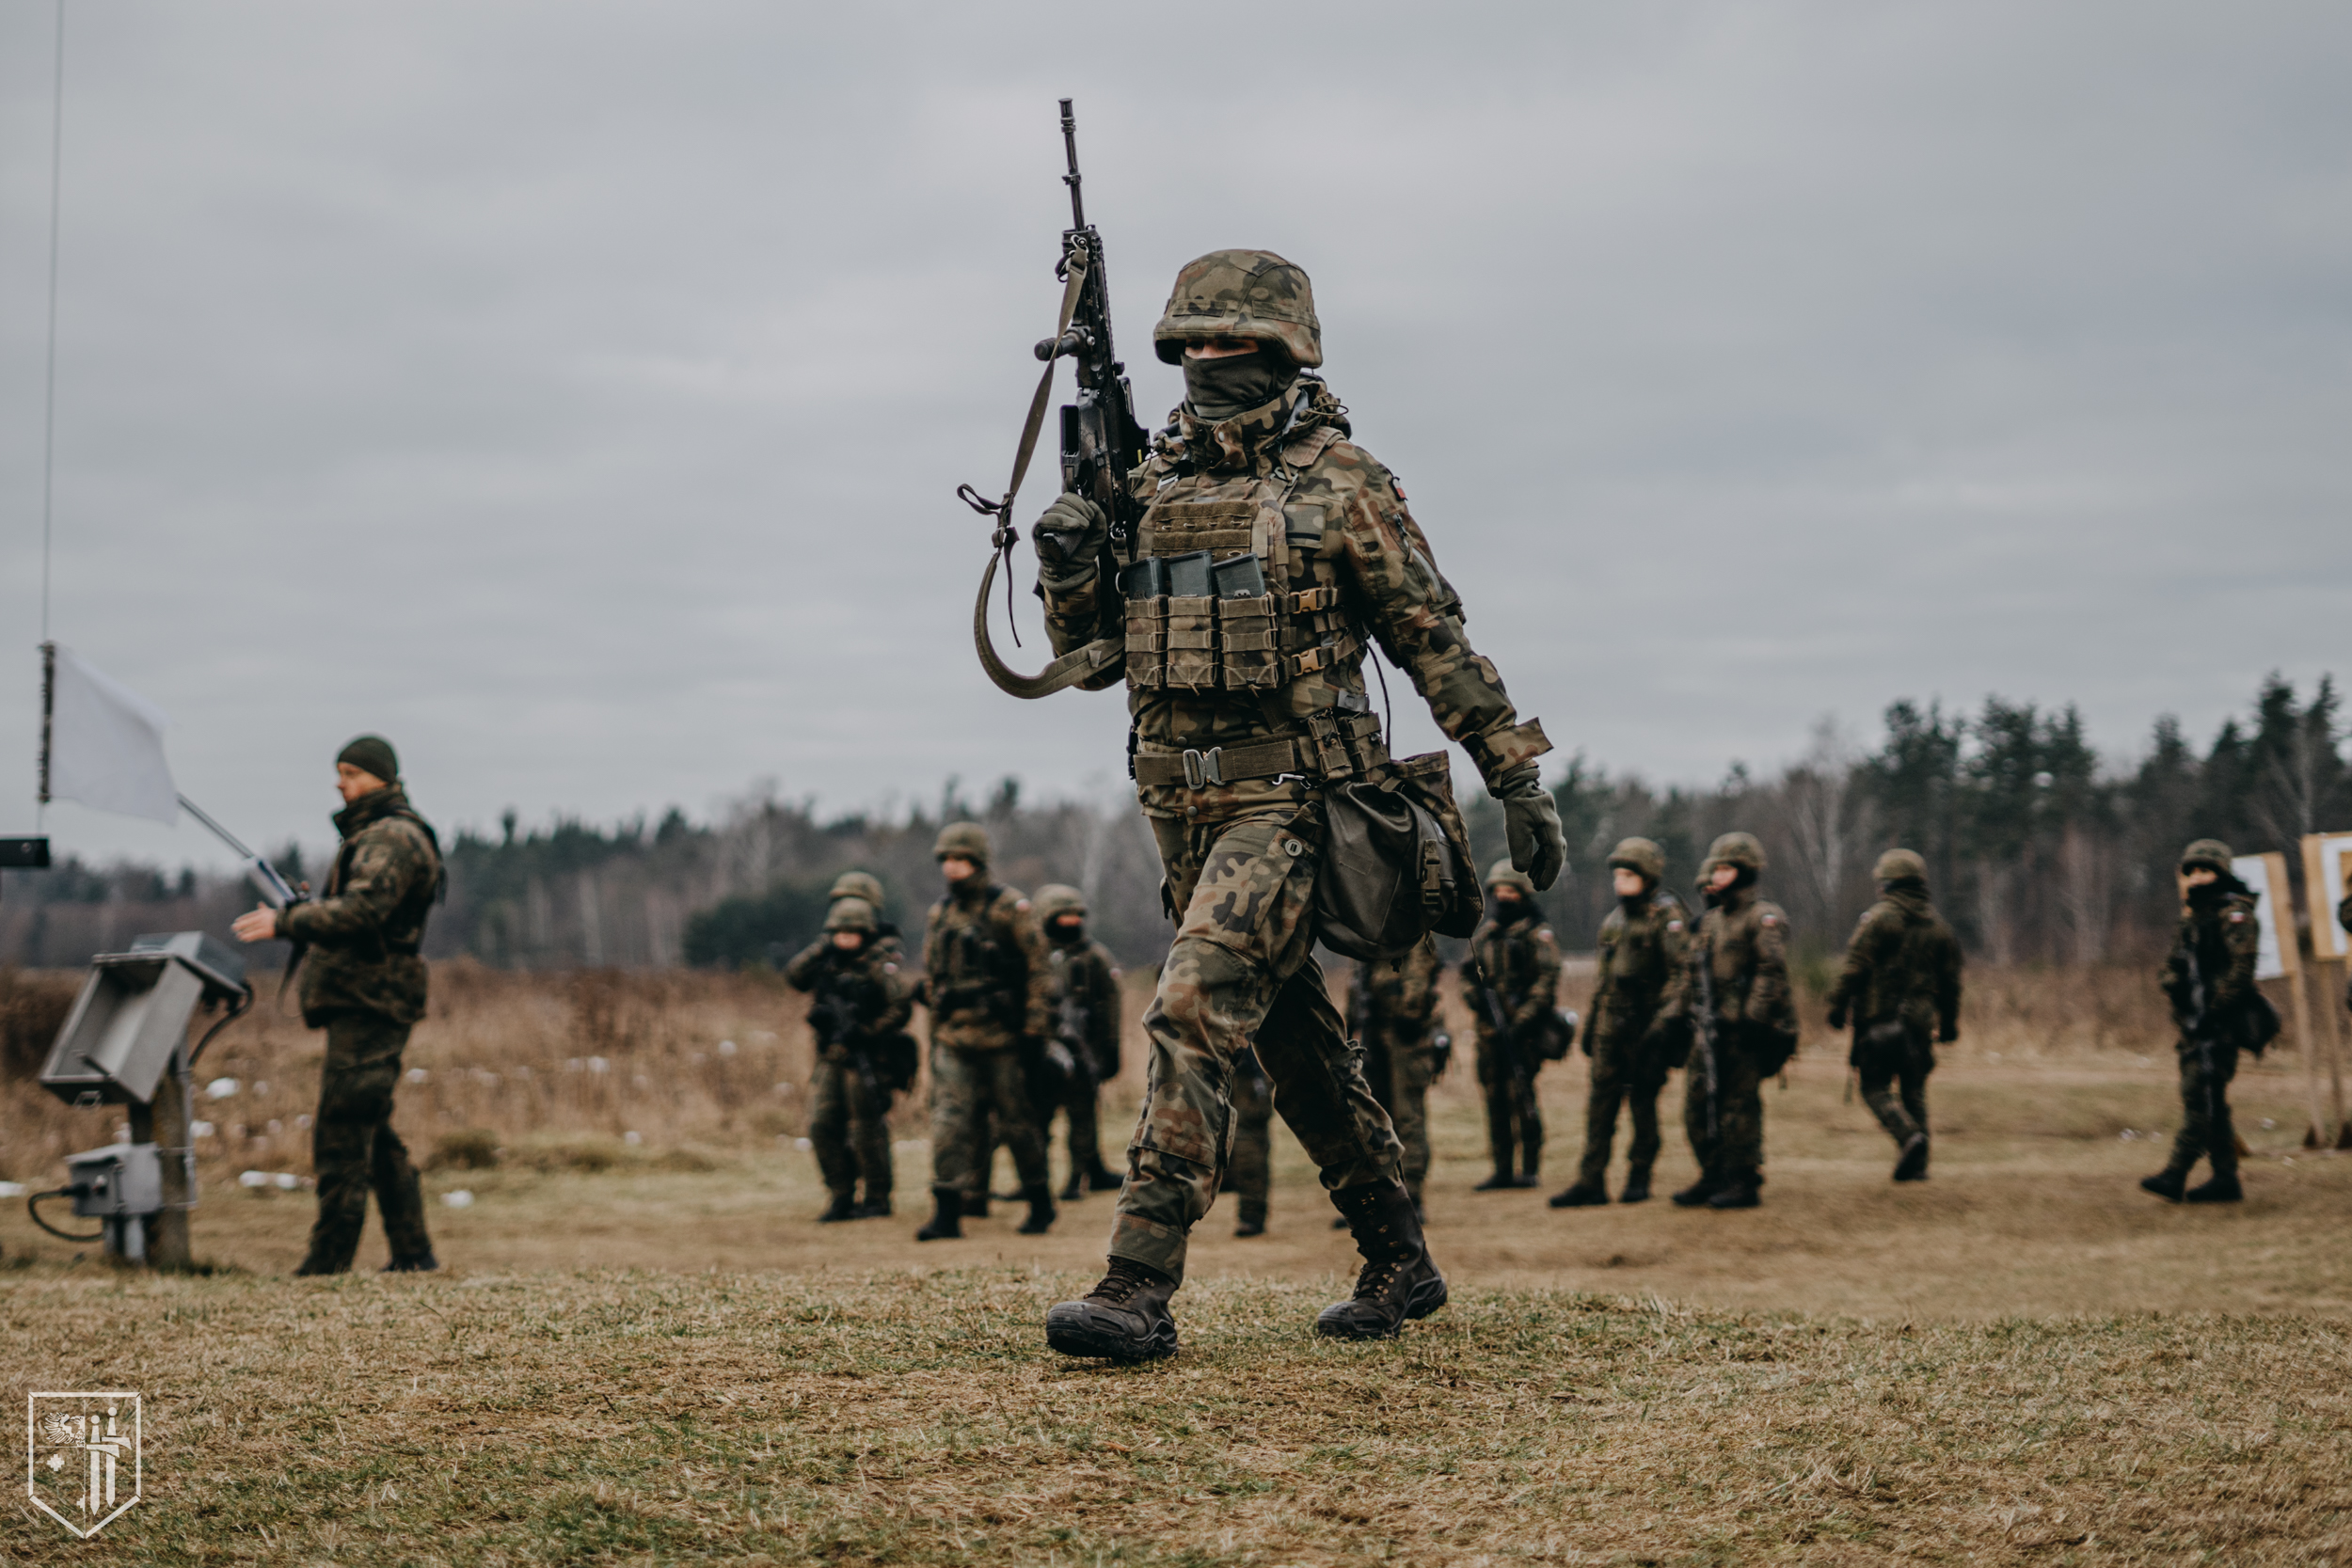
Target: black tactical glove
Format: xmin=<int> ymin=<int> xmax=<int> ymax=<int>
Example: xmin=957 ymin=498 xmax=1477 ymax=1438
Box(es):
xmin=1493 ymin=767 xmax=1566 ymax=891
xmin=1826 ymin=1006 xmax=1847 ymax=1031
xmin=1031 ymin=493 xmax=1107 ymax=588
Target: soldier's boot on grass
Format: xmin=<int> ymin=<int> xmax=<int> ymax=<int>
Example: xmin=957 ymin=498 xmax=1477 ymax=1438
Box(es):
xmin=1018 ymin=1183 xmax=1057 ymax=1235
xmin=1060 ymin=1168 xmax=1086 ymax=1202
xmin=2139 ymin=1168 xmax=2188 ymax=1202
xmin=1316 ymin=1180 xmax=1448 ymax=1340
xmin=1087 ymin=1161 xmax=1123 ymax=1193
xmin=1893 ymin=1133 xmax=1930 ymax=1182
xmin=818 ymin=1189 xmax=857 ymax=1224
xmin=2185 ymin=1172 xmax=2243 ymax=1203
xmin=1548 ymin=1180 xmax=1609 ymax=1209
xmin=382 ymin=1252 xmax=438 ymax=1274
xmin=1618 ymin=1164 xmax=1653 ymax=1205
xmin=1706 ymin=1170 xmax=1762 ymax=1210
xmin=1472 ymin=1135 xmax=1519 ymax=1192
xmin=915 ymin=1186 xmax=964 ymax=1241
xmin=854 ymin=1189 xmax=892 ymax=1219
xmin=1046 ymin=1259 xmax=1179 ymax=1362
xmin=1670 ymin=1170 xmax=1720 ymax=1208
xmin=1233 ymin=1200 xmax=1267 ymax=1239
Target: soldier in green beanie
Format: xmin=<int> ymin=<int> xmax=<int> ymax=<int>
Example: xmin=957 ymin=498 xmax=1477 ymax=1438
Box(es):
xmin=232 ymin=735 xmax=442 ymax=1274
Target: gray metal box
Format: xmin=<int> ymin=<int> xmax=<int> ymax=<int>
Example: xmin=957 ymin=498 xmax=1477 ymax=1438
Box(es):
xmin=40 ymin=932 xmax=249 ymax=1106
xmin=65 ymin=1143 xmax=164 ymax=1218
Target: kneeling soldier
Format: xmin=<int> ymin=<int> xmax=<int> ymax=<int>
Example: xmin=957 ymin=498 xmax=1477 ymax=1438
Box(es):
xmin=917 ymin=822 xmax=1057 ymax=1240
xmin=2142 ymin=839 xmax=2263 ymax=1204
xmin=1553 ymin=838 xmax=1688 ymax=1208
xmin=1826 ymin=848 xmax=1963 ymax=1182
xmin=1663 ymin=832 xmax=1796 ymax=1211
xmin=787 ymin=896 xmax=913 ymax=1221
xmin=232 ymin=735 xmax=442 ymax=1275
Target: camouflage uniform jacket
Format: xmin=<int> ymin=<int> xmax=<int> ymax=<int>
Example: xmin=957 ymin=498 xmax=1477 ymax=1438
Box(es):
xmin=1666 ymin=886 xmax=1796 ymax=1045
xmin=1465 ymin=911 xmax=1562 ymax=1042
xmin=2161 ymin=888 xmax=2261 ymax=1038
xmin=1046 ymin=931 xmax=1123 ymax=1081
xmin=1359 ymin=937 xmax=1442 ymax=1053
xmin=921 ymin=881 xmax=1053 ymax=1051
xmin=1586 ymin=889 xmax=1690 ymax=1050
xmin=281 ymin=785 xmax=441 ymax=1027
xmin=1038 ymin=377 xmax=1549 ymax=820
xmin=783 ymin=940 xmax=914 ymax=1062
xmin=1825 ymin=885 xmax=1963 ymax=1039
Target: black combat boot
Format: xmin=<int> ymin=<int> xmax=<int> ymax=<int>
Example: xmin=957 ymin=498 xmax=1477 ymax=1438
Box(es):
xmin=1088 ymin=1161 xmax=1123 ymax=1193
xmin=1515 ymin=1152 xmax=1543 ymax=1189
xmin=963 ymin=1191 xmax=991 ymax=1218
xmin=1060 ymin=1168 xmax=1085 ymax=1202
xmin=1233 ymin=1201 xmax=1267 ymax=1239
xmin=2185 ymin=1171 xmax=2243 ymax=1203
xmin=1893 ymin=1132 xmax=1930 ymax=1183
xmin=1707 ymin=1171 xmax=1762 ymax=1210
xmin=2139 ymin=1169 xmax=2187 ymax=1203
xmin=381 ymin=1252 xmax=439 ymax=1273
xmin=915 ymin=1187 xmax=964 ymax=1241
xmin=818 ymin=1190 xmax=857 ymax=1224
xmin=1669 ymin=1172 xmax=1719 ymax=1208
xmin=853 ymin=1191 xmax=892 ymax=1219
xmin=1548 ymin=1179 xmax=1609 ymax=1209
xmin=1472 ymin=1164 xmax=1518 ymax=1192
xmin=1046 ymin=1259 xmax=1180 ymax=1361
xmin=1618 ymin=1166 xmax=1653 ymax=1204
xmin=1316 ymin=1180 xmax=1449 ymax=1339
xmin=1018 ymin=1184 xmax=1057 ymax=1235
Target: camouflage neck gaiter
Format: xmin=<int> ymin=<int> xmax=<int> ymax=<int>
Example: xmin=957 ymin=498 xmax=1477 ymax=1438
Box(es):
xmin=1183 ymin=351 xmax=1295 ymax=422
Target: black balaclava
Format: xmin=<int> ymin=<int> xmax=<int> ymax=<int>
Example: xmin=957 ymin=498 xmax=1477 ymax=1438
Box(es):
xmin=1183 ymin=350 xmax=1295 ymax=421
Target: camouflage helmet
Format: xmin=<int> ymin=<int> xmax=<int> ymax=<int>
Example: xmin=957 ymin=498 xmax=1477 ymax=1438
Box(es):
xmin=823 ymin=896 xmax=878 ymax=935
xmin=1701 ymin=832 xmax=1767 ymax=878
xmin=1607 ymin=837 xmax=1665 ymax=883
xmin=829 ymin=869 xmax=884 ymax=906
xmin=2180 ymin=838 xmax=2234 ymax=874
xmin=1034 ymin=883 xmax=1087 ymax=923
xmin=1486 ymin=857 xmax=1536 ymax=897
xmin=1872 ymin=847 xmax=1927 ymax=883
xmin=1152 ymin=249 xmax=1323 ymax=369
xmin=934 ymin=821 xmax=992 ymax=863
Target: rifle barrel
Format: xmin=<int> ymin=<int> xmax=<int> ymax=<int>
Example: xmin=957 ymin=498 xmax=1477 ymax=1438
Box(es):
xmin=1058 ymin=98 xmax=1085 ymax=230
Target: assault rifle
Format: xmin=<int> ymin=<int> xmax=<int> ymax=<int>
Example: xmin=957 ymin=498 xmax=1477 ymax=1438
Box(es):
xmin=1690 ymin=938 xmax=1723 ymax=1145
xmin=809 ymin=975 xmax=884 ymax=1105
xmin=961 ymin=99 xmax=1149 ymax=699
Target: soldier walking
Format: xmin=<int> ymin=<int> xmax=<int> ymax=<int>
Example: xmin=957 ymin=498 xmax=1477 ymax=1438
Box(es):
xmin=1825 ymin=848 xmax=1963 ymax=1182
xmin=1464 ymin=863 xmax=1561 ymax=1192
xmin=915 ymin=822 xmax=1057 ymax=1240
xmin=1349 ymin=935 xmax=1445 ymax=1215
xmin=1035 ymin=884 xmax=1125 ymax=1200
xmin=1028 ymin=250 xmax=1565 ymax=1358
xmin=1662 ymin=832 xmax=1796 ymax=1211
xmin=785 ymin=897 xmax=914 ymax=1221
xmin=2142 ymin=839 xmax=2264 ymax=1204
xmin=1551 ymin=838 xmax=1688 ymax=1208
xmin=231 ymin=736 xmax=441 ymax=1275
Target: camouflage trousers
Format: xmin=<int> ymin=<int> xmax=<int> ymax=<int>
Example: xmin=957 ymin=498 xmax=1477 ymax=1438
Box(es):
xmin=1475 ymin=1032 xmax=1544 ymax=1181
xmin=1364 ymin=1029 xmax=1434 ymax=1200
xmin=1852 ymin=1023 xmax=1933 ymax=1148
xmin=930 ymin=1043 xmax=1049 ymax=1199
xmin=1224 ymin=1048 xmax=1274 ymax=1224
xmin=977 ymin=1067 xmax=1104 ymax=1196
xmin=809 ymin=1051 xmax=893 ymax=1201
xmin=1112 ymin=806 xmax=1403 ymax=1285
xmin=2165 ymin=1037 xmax=2240 ymax=1179
xmin=304 ymin=1010 xmax=432 ymax=1273
xmin=1683 ymin=1036 xmax=1767 ymax=1184
xmin=1575 ymin=1033 xmax=1669 ymax=1187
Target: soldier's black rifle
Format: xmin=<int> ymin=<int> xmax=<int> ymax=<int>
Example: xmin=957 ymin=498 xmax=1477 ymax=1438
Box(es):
xmin=1470 ymin=949 xmax=1538 ymax=1114
xmin=961 ymin=98 xmax=1148 ymax=699
xmin=809 ymin=974 xmax=886 ymax=1107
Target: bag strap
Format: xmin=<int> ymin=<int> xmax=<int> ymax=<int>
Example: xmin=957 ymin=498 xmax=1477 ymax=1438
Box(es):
xmin=958 ymin=252 xmax=1123 ymax=699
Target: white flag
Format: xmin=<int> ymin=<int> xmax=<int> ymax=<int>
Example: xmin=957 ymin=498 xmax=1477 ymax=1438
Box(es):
xmin=44 ymin=645 xmax=179 ymax=825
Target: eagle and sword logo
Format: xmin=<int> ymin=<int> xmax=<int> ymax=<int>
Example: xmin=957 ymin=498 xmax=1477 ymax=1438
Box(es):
xmin=27 ymin=1393 xmax=141 ymax=1538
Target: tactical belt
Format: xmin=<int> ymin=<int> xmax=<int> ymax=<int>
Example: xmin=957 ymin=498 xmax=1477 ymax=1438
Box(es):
xmin=1134 ymin=718 xmax=1389 ymax=790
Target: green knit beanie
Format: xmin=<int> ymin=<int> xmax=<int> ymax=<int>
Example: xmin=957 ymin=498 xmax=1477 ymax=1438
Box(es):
xmin=337 ymin=734 xmax=399 ymax=783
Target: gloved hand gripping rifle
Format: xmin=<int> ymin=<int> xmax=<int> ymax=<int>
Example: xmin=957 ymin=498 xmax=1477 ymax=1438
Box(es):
xmin=959 ymin=98 xmax=1148 ymax=699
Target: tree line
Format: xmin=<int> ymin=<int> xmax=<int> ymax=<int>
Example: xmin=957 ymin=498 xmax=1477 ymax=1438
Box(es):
xmin=1 ymin=673 xmax=2339 ymax=974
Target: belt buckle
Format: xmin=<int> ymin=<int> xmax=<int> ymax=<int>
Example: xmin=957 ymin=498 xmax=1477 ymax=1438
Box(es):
xmin=1181 ymin=747 xmax=1224 ymax=789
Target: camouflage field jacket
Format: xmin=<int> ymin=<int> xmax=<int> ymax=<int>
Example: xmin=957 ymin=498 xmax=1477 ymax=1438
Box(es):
xmin=1587 ymin=889 xmax=1691 ymax=1050
xmin=922 ymin=881 xmax=1053 ymax=1051
xmin=1825 ymin=885 xmax=1963 ymax=1040
xmin=281 ymin=785 xmax=441 ymax=1027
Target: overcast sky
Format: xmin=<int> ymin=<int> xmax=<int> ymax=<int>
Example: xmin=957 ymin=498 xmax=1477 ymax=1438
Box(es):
xmin=3 ymin=2 xmax=2346 ymax=867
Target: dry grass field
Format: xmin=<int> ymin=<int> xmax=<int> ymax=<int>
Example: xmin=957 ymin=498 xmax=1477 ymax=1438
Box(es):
xmin=5 ymin=960 xmax=2352 ymax=1561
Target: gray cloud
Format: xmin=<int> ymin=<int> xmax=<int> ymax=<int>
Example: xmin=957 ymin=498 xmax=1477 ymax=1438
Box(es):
xmin=3 ymin=1 xmax=2345 ymax=864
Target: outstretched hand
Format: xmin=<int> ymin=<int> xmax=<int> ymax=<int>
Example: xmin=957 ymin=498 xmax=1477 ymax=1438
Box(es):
xmin=230 ymin=904 xmax=279 ymax=943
